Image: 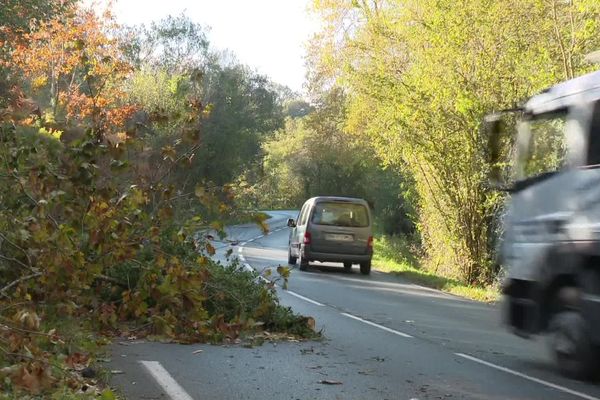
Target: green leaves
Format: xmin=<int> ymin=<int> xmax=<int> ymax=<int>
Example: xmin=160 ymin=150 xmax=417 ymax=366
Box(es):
xmin=308 ymin=0 xmax=600 ymax=284
xmin=0 ymin=4 xmax=316 ymax=397
xmin=101 ymin=389 xmax=117 ymax=400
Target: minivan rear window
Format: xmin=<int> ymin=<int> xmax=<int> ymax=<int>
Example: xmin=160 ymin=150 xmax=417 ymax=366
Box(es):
xmin=311 ymin=202 xmax=369 ymax=227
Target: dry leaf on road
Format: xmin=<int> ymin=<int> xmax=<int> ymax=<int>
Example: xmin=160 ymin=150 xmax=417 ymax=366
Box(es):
xmin=318 ymin=379 xmax=342 ymax=385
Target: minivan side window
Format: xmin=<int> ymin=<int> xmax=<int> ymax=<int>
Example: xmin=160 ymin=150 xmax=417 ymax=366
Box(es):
xmin=298 ymin=203 xmax=310 ymax=226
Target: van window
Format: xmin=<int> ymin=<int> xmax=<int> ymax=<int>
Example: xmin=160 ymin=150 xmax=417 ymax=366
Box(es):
xmin=587 ymin=101 xmax=600 ymax=165
xmin=523 ymin=113 xmax=568 ymax=178
xmin=298 ymin=203 xmax=309 ymax=226
xmin=311 ymin=202 xmax=369 ymax=227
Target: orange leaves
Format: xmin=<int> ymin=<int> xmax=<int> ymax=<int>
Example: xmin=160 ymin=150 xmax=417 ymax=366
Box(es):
xmin=9 ymin=5 xmax=135 ymax=138
xmin=65 ymin=352 xmax=90 ymax=371
xmin=205 ymin=242 xmax=216 ymax=256
xmin=7 ymin=362 xmax=56 ymax=394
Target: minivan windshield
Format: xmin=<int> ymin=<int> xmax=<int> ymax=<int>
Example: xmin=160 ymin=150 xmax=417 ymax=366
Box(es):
xmin=311 ymin=202 xmax=369 ymax=227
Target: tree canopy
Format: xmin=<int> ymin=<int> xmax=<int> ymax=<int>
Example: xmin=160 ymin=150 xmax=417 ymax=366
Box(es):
xmin=308 ymin=0 xmax=600 ymax=283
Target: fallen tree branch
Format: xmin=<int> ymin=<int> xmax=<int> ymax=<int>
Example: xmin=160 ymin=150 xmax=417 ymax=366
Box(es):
xmin=0 ymin=232 xmax=33 ymax=268
xmin=0 ymin=254 xmax=36 ymax=274
xmin=0 ymin=272 xmax=42 ymax=298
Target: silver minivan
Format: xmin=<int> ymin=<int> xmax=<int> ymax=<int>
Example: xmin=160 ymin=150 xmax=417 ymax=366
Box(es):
xmin=287 ymin=196 xmax=373 ymax=274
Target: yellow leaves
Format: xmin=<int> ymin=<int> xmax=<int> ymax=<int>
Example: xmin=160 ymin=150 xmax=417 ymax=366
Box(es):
xmin=31 ymin=75 xmax=47 ymax=89
xmin=202 ymin=102 xmax=214 ymax=118
xmin=101 ymin=389 xmax=117 ymax=400
xmin=276 ymin=265 xmax=291 ymax=279
xmin=194 ymin=185 xmax=207 ymax=201
xmin=197 ymin=256 xmax=208 ymax=266
xmin=209 ymin=220 xmax=224 ymax=231
xmin=38 ymin=127 xmax=62 ymax=140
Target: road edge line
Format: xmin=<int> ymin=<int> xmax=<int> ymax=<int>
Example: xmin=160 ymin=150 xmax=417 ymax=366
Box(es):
xmin=285 ymin=290 xmax=325 ymax=306
xmin=455 ymin=353 xmax=600 ymax=400
xmin=341 ymin=312 xmax=412 ymax=338
xmin=139 ymin=360 xmax=194 ymax=400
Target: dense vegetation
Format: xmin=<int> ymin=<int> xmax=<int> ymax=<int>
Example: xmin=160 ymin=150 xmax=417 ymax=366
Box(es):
xmin=0 ymin=2 xmax=313 ymax=397
xmin=299 ymin=0 xmax=600 ymax=285
xmin=3 ymin=0 xmax=600 ymax=396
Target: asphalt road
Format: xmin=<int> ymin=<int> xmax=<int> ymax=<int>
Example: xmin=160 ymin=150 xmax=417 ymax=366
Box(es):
xmin=109 ymin=211 xmax=600 ymax=400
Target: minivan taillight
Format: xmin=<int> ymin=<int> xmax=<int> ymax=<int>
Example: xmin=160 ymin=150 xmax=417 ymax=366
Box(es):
xmin=367 ymin=236 xmax=374 ymax=249
xmin=303 ymin=232 xmax=312 ymax=245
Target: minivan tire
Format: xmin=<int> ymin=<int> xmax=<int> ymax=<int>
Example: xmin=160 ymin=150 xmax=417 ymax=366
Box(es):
xmin=548 ymin=311 xmax=598 ymax=380
xmin=288 ymin=248 xmax=297 ymax=265
xmin=360 ymin=261 xmax=371 ymax=275
xmin=299 ymin=255 xmax=309 ymax=271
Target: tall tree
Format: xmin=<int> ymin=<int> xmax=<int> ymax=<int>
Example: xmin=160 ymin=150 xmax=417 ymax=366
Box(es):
xmin=310 ymin=0 xmax=600 ymax=283
xmin=11 ymin=6 xmax=135 ymax=140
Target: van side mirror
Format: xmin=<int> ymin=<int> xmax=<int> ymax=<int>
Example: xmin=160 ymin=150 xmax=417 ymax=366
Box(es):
xmin=287 ymin=218 xmax=296 ymax=228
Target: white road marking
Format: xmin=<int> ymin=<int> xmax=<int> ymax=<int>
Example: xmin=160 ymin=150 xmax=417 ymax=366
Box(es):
xmin=285 ymin=290 xmax=325 ymax=306
xmin=455 ymin=353 xmax=600 ymax=400
xmin=139 ymin=361 xmax=194 ymax=400
xmin=341 ymin=312 xmax=413 ymax=338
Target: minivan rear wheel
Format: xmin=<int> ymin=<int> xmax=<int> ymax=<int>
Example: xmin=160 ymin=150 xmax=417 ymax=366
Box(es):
xmin=299 ymin=255 xmax=309 ymax=271
xmin=288 ymin=248 xmax=297 ymax=265
xmin=360 ymin=261 xmax=371 ymax=275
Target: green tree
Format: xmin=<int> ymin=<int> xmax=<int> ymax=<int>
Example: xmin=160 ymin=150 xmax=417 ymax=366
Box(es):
xmin=310 ymin=0 xmax=600 ymax=283
xmin=243 ymin=88 xmax=414 ymax=235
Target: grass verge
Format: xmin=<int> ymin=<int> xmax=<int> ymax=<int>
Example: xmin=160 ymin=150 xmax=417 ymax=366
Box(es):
xmin=372 ymin=236 xmax=499 ymax=303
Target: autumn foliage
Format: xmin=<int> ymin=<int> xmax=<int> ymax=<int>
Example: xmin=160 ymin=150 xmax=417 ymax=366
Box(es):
xmin=10 ymin=7 xmax=136 ymax=141
xmin=0 ymin=3 xmax=308 ymax=397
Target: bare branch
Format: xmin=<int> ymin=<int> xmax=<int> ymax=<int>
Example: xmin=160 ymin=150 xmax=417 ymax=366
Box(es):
xmin=0 ymin=272 xmax=42 ymax=298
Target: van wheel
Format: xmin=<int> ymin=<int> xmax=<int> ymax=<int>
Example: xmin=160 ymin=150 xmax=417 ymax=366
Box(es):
xmin=343 ymin=262 xmax=352 ymax=271
xmin=548 ymin=311 xmax=598 ymax=380
xmin=360 ymin=261 xmax=371 ymax=275
xmin=299 ymin=255 xmax=308 ymax=271
xmin=288 ymin=248 xmax=297 ymax=265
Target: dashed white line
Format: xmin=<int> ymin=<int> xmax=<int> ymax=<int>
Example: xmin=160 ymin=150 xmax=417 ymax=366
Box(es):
xmin=232 ymin=222 xmax=599 ymax=400
xmin=455 ymin=353 xmax=600 ymax=400
xmin=139 ymin=361 xmax=194 ymax=400
xmin=285 ymin=290 xmax=325 ymax=306
xmin=341 ymin=312 xmax=413 ymax=338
